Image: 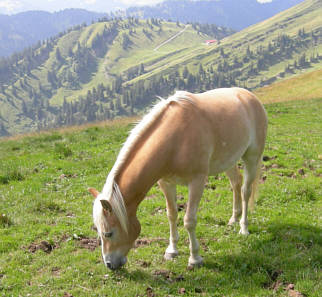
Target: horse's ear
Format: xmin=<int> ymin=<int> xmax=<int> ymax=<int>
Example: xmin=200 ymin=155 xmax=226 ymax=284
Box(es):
xmin=88 ymin=187 xmax=99 ymax=198
xmin=100 ymin=200 xmax=112 ymax=213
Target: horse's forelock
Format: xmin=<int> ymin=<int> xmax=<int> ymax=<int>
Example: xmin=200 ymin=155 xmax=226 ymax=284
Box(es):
xmin=93 ymin=184 xmax=128 ymax=235
xmin=110 ymin=182 xmax=128 ymax=234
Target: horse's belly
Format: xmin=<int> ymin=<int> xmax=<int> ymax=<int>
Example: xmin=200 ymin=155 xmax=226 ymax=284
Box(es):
xmin=208 ymin=140 xmax=249 ymax=175
xmin=161 ymin=174 xmax=191 ymax=186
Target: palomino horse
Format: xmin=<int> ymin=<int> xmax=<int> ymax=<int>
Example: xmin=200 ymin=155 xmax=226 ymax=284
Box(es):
xmin=89 ymin=87 xmax=267 ymax=270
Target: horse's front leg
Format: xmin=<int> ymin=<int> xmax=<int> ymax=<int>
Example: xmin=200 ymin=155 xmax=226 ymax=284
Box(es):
xmin=158 ymin=179 xmax=179 ymax=260
xmin=184 ymin=175 xmax=207 ymax=267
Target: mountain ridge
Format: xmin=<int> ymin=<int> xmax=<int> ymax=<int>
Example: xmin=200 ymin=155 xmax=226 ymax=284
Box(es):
xmin=125 ymin=0 xmax=305 ymax=30
xmin=0 ymin=0 xmax=305 ymax=57
xmin=0 ymin=9 xmax=107 ymax=57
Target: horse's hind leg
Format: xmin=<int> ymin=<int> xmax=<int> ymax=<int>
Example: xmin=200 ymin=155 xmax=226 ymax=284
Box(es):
xmin=184 ymin=175 xmax=207 ymax=267
xmin=226 ymin=165 xmax=243 ymax=225
xmin=240 ymin=153 xmax=261 ymax=235
xmin=158 ymin=179 xmax=179 ymax=260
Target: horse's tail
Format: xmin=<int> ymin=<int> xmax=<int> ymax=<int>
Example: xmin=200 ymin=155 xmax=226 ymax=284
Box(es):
xmin=248 ymin=157 xmax=262 ymax=211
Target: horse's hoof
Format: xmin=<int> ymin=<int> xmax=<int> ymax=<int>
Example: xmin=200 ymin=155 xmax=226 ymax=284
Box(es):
xmin=228 ymin=218 xmax=238 ymax=225
xmin=188 ymin=256 xmax=203 ymax=268
xmin=239 ymin=229 xmax=249 ymax=235
xmin=164 ymin=252 xmax=178 ymax=261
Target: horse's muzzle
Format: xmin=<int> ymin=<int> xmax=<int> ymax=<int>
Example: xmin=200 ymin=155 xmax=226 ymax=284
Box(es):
xmin=104 ymin=255 xmax=127 ymax=270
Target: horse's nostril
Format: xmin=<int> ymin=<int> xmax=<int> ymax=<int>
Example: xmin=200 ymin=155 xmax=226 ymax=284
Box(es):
xmin=105 ymin=261 xmax=112 ymax=269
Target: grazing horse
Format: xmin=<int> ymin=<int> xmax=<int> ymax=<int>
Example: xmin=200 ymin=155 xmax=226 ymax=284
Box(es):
xmin=89 ymin=87 xmax=267 ymax=270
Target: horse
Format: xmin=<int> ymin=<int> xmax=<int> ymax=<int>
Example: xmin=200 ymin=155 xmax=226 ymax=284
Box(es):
xmin=88 ymin=87 xmax=267 ymax=270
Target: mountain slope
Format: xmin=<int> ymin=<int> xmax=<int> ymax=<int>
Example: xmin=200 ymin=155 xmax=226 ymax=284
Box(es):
xmin=125 ymin=0 xmax=305 ymax=30
xmin=0 ymin=9 xmax=106 ymax=57
xmin=254 ymin=68 xmax=322 ymax=103
xmin=0 ymin=0 xmax=321 ymax=137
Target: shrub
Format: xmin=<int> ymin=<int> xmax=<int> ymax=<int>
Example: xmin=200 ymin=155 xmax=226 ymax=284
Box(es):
xmin=0 ymin=213 xmax=13 ymax=227
xmin=0 ymin=169 xmax=24 ymax=184
xmin=54 ymin=143 xmax=73 ymax=158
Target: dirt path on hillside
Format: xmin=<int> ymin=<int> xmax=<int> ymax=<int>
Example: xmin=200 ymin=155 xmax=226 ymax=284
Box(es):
xmin=153 ymin=24 xmax=189 ymax=51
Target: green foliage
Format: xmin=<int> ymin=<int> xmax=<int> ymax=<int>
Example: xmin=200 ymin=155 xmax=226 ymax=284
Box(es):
xmin=0 ymin=168 xmax=24 ymax=184
xmin=33 ymin=199 xmax=63 ymax=214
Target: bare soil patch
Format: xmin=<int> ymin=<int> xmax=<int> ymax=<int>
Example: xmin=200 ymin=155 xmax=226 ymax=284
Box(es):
xmin=134 ymin=237 xmax=166 ymax=248
xmin=28 ymin=241 xmax=56 ymax=254
xmin=76 ymin=237 xmax=99 ymax=251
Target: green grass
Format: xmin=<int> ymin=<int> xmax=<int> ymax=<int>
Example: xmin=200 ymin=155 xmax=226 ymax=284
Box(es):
xmin=0 ymin=98 xmax=321 ymax=296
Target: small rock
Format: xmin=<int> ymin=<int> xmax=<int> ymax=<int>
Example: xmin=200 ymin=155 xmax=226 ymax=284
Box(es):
xmin=263 ymin=155 xmax=270 ymax=161
xmin=286 ymin=283 xmax=295 ymax=290
xmin=177 ymin=203 xmax=186 ymax=211
xmin=138 ymin=260 xmax=150 ymax=268
xmin=39 ymin=241 xmax=53 ymax=253
xmin=176 ymin=274 xmax=185 ymax=281
xmin=186 ymin=265 xmax=194 ymax=271
xmin=146 ymin=287 xmax=155 ymax=297
xmin=73 ymin=234 xmax=80 ymax=240
xmin=178 ymin=287 xmax=186 ymax=294
xmin=153 ymin=269 xmax=170 ymax=279
xmin=298 ymin=168 xmax=305 ymax=176
xmin=288 ymin=289 xmax=305 ymax=297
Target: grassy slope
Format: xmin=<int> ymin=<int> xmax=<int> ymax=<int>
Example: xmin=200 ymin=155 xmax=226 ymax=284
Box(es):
xmin=254 ymin=68 xmax=322 ymax=103
xmin=0 ymin=96 xmax=321 ymax=296
xmin=192 ymin=0 xmax=322 ymax=86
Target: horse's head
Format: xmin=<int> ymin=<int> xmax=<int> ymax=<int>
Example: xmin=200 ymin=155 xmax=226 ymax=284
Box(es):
xmin=89 ymin=187 xmax=140 ymax=270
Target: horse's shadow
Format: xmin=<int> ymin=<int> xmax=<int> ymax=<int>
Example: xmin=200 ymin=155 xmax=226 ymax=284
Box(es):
xmin=115 ymin=222 xmax=321 ymax=294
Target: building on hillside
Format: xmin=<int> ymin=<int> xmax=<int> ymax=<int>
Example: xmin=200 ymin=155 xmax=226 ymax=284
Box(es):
xmin=205 ymin=39 xmax=217 ymax=45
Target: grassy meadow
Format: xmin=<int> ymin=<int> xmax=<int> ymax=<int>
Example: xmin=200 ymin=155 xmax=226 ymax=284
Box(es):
xmin=0 ymin=97 xmax=321 ymax=296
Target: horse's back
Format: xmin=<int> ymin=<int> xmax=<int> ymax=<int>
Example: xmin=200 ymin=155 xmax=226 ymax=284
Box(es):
xmin=193 ymin=88 xmax=267 ymax=149
xmin=162 ymin=88 xmax=267 ymax=177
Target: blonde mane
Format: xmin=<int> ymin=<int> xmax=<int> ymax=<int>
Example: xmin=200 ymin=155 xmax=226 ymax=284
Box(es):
xmin=98 ymin=91 xmax=193 ymax=234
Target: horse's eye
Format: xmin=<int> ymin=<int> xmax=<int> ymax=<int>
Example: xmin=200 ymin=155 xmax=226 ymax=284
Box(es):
xmin=103 ymin=231 xmax=113 ymax=238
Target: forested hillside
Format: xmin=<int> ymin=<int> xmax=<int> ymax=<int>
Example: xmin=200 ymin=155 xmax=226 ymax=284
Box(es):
xmin=0 ymin=0 xmax=321 ymax=137
xmin=0 ymin=18 xmax=232 ymax=136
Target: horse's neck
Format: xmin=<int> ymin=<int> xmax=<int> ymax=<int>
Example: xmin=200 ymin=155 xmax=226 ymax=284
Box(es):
xmin=116 ymin=141 xmax=167 ymax=212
